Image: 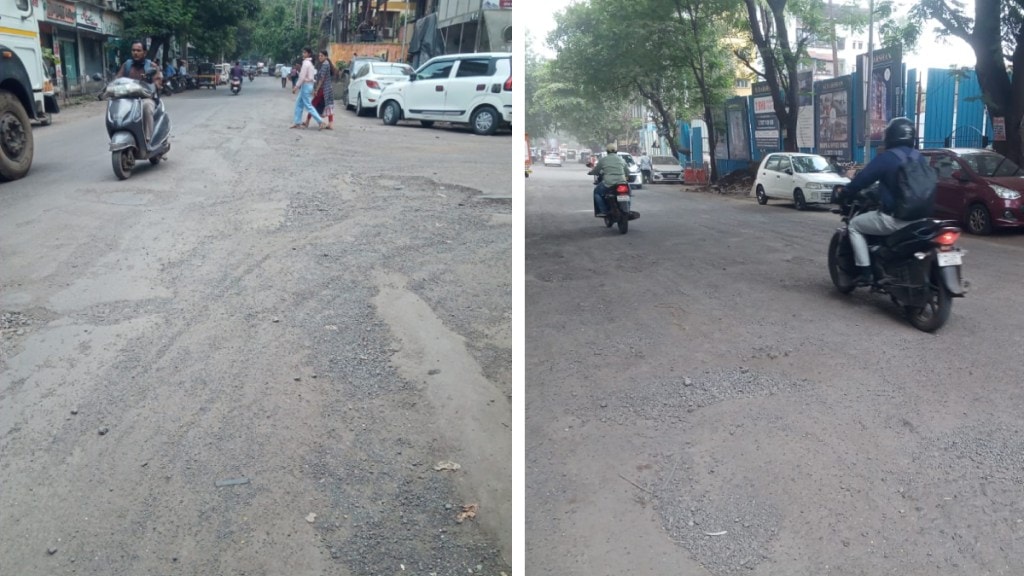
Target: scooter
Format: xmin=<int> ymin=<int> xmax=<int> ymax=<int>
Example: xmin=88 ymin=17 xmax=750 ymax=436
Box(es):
xmin=101 ymin=78 xmax=171 ymax=180
xmin=593 ymin=174 xmax=639 ymax=234
xmin=828 ymin=186 xmax=967 ymax=332
xmin=230 ymin=76 xmax=242 ymax=95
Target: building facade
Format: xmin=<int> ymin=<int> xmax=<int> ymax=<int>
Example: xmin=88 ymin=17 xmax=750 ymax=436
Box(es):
xmin=34 ymin=0 xmax=123 ymax=92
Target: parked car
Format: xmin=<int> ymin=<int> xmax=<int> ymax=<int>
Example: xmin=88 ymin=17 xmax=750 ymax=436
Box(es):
xmin=543 ymin=153 xmax=562 ymax=167
xmin=340 ymin=55 xmax=385 ymax=106
xmin=377 ymin=52 xmax=512 ymax=136
xmin=346 ymin=62 xmax=415 ymax=116
xmin=617 ymin=152 xmax=643 ymax=189
xmin=920 ymin=148 xmax=1024 ymax=235
xmin=650 ymin=155 xmax=684 ymax=183
xmin=753 ymin=152 xmax=850 ymax=209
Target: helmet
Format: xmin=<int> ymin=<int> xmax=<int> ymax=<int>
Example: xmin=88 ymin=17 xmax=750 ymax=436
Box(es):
xmin=606 ymin=143 xmax=618 ymax=153
xmin=884 ymin=117 xmax=916 ymax=149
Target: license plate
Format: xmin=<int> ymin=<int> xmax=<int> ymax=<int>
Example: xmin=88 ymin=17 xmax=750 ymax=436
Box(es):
xmin=937 ymin=251 xmax=963 ymax=266
xmin=616 ymin=196 xmax=631 ymax=203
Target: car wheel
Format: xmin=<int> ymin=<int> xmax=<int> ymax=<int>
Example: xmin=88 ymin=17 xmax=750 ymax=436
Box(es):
xmin=470 ymin=106 xmax=499 ymax=136
xmin=756 ymin=185 xmax=768 ymax=205
xmin=381 ymin=101 xmax=401 ymax=125
xmin=355 ymin=94 xmax=365 ymax=117
xmin=793 ymin=189 xmax=808 ymax=211
xmin=966 ymin=203 xmax=992 ymax=235
xmin=342 ymin=88 xmax=351 ymax=110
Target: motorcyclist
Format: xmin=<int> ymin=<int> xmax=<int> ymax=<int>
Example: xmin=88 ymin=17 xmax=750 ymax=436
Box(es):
xmin=839 ymin=117 xmax=927 ymax=286
xmin=587 ymin=143 xmax=629 ymax=217
xmin=115 ymin=41 xmax=162 ymax=147
xmin=230 ymin=61 xmax=245 ymax=81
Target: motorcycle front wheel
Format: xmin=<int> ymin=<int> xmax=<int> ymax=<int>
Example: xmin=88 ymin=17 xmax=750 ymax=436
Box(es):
xmin=112 ymin=149 xmax=134 ymax=180
xmin=828 ymin=232 xmax=856 ymax=293
xmin=905 ymin=268 xmax=952 ymax=332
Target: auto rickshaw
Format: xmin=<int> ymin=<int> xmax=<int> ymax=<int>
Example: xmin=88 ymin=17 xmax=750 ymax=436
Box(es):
xmin=195 ymin=62 xmax=218 ymax=89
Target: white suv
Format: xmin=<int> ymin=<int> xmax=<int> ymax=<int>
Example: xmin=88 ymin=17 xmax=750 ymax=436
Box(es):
xmin=377 ymin=52 xmax=512 ymax=136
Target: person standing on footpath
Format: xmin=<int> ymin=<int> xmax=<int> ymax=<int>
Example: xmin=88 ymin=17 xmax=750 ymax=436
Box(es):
xmin=291 ymin=47 xmax=325 ymax=130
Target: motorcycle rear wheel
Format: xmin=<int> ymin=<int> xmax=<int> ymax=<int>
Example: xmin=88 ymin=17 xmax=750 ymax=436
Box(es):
xmin=905 ymin=271 xmax=952 ymax=332
xmin=828 ymin=233 xmax=856 ymax=293
xmin=617 ymin=212 xmax=628 ymax=234
xmin=112 ymin=149 xmax=134 ymax=180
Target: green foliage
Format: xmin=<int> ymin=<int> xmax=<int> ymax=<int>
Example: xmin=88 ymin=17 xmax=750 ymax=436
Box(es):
xmin=121 ymin=0 xmax=261 ymax=60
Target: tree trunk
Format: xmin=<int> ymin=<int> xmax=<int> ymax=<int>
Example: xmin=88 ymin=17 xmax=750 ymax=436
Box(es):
xmin=704 ymin=105 xmax=718 ymax=183
xmin=969 ymin=0 xmax=1022 ymax=164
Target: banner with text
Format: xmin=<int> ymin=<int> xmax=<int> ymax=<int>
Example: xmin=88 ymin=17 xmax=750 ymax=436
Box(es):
xmin=814 ymin=75 xmax=853 ymax=161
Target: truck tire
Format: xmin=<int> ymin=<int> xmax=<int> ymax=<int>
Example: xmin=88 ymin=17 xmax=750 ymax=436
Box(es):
xmin=0 ymin=91 xmax=34 ymax=182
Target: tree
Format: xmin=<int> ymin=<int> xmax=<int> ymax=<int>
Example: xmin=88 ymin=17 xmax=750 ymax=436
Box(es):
xmin=121 ymin=0 xmax=260 ymax=61
xmin=547 ymin=0 xmax=701 ymax=158
xmin=912 ymin=0 xmax=1024 ymax=164
xmin=668 ymin=0 xmax=737 ymax=182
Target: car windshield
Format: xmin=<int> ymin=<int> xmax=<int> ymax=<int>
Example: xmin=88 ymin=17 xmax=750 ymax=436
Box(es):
xmin=960 ymin=152 xmax=1022 ymax=177
xmin=652 ymin=156 xmax=679 ymax=165
xmin=619 ymin=154 xmax=636 ymax=165
xmin=373 ymin=63 xmax=414 ymax=76
xmin=791 ymin=155 xmax=832 ymax=174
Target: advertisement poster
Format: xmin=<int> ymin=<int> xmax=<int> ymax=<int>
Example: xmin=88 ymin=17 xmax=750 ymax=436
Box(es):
xmin=796 ymin=71 xmax=815 ymax=149
xmin=814 ymin=75 xmax=853 ymax=160
xmin=725 ymin=98 xmax=750 ymax=160
xmin=993 ymin=117 xmax=1006 ymax=141
xmin=751 ymin=81 xmax=779 ymax=152
xmin=45 ymin=0 xmax=76 ymax=25
xmin=856 ymin=46 xmax=902 ymax=145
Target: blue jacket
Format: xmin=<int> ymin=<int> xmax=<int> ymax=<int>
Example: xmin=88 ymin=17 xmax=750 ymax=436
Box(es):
xmin=844 ymin=145 xmax=920 ymax=213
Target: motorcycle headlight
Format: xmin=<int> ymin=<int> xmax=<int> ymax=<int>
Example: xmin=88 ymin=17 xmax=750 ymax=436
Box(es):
xmin=992 ymin=184 xmax=1022 ymax=200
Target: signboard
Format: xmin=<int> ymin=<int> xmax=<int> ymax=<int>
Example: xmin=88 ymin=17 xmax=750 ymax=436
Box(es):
xmin=814 ymin=75 xmax=853 ymax=161
xmin=993 ymin=117 xmax=1006 ymax=141
xmin=725 ymin=97 xmax=751 ymax=160
xmin=856 ymin=46 xmax=903 ymax=145
xmin=102 ymin=11 xmax=123 ymax=37
xmin=499 ymin=0 xmax=512 ymax=7
xmin=45 ymin=0 xmax=76 ymax=26
xmin=796 ymin=71 xmax=815 ymax=149
xmin=751 ymin=81 xmax=779 ymax=152
xmin=77 ymin=4 xmax=102 ymax=32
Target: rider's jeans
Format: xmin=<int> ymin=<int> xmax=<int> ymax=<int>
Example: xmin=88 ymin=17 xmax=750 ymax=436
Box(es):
xmin=593 ymin=183 xmax=609 ymax=215
xmin=848 ymin=210 xmax=911 ymax=266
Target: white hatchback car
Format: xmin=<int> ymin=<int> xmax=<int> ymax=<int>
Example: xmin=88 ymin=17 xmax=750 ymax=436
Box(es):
xmin=347 ymin=62 xmax=415 ymax=117
xmin=752 ymin=152 xmax=850 ymax=210
xmin=377 ymin=52 xmax=512 ymax=135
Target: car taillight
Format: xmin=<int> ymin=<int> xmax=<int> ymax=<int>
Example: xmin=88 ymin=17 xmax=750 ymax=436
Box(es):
xmin=935 ymin=229 xmax=960 ymax=247
xmin=503 ymin=76 xmax=511 ymax=91
xmin=366 ymin=80 xmax=380 ymax=89
xmin=615 ymin=184 xmax=629 ymax=194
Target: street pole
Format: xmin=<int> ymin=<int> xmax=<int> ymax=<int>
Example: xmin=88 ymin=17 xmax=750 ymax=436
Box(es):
xmin=863 ymin=0 xmax=874 ymax=163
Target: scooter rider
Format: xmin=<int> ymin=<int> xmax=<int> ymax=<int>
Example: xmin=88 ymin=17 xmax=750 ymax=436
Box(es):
xmin=588 ymin=144 xmax=629 ymax=217
xmin=840 ymin=117 xmax=924 ymax=286
xmin=231 ymin=61 xmax=245 ymax=81
xmin=115 ymin=41 xmax=163 ymax=147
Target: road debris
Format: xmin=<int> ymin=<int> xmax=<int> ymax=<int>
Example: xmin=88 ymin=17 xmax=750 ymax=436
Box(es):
xmin=455 ymin=504 xmax=478 ymax=523
xmin=428 ymin=368 xmax=442 ymax=375
xmin=306 ymin=513 xmax=316 ymax=523
xmin=47 ymin=547 xmax=57 ymax=555
xmin=97 ymin=427 xmax=109 ymax=436
xmin=434 ymin=461 xmax=461 ymax=472
xmin=214 ymin=477 xmax=251 ymax=487
xmin=704 ymin=530 xmax=728 ymax=536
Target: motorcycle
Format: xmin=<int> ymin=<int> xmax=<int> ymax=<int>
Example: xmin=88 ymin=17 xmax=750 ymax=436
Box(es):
xmin=230 ymin=76 xmax=242 ymax=95
xmin=828 ymin=187 xmax=967 ymax=332
xmin=101 ymin=78 xmax=171 ymax=180
xmin=248 ymin=71 xmax=255 ymax=82
xmin=593 ymin=174 xmax=639 ymax=234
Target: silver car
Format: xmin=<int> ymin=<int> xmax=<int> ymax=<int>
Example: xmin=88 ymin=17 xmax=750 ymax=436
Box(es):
xmin=346 ymin=62 xmax=415 ymax=117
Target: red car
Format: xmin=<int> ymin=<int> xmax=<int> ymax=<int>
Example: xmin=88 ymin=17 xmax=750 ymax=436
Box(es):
xmin=920 ymin=148 xmax=1024 ymax=234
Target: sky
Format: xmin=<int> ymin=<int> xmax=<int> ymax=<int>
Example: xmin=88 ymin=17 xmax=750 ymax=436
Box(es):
xmin=525 ymin=0 xmax=978 ymax=71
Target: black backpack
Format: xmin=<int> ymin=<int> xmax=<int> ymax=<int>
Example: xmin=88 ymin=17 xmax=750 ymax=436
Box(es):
xmin=889 ymin=148 xmax=937 ymax=220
